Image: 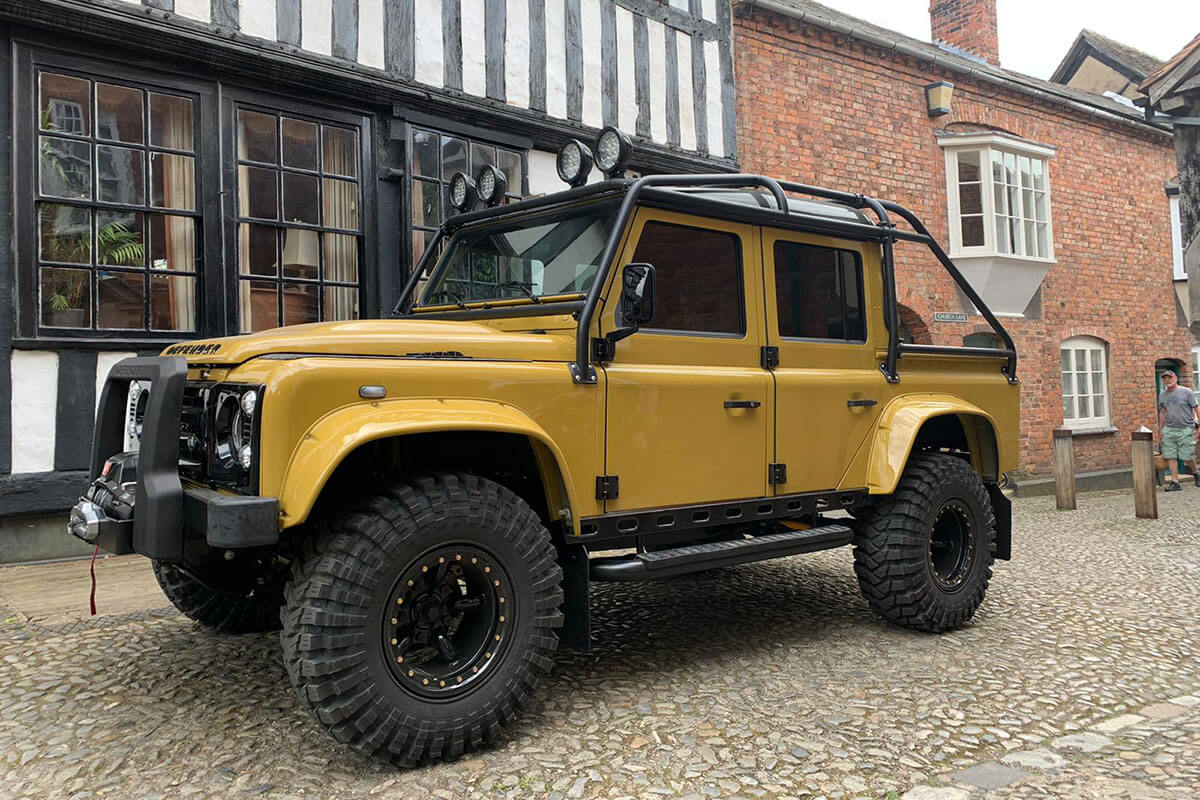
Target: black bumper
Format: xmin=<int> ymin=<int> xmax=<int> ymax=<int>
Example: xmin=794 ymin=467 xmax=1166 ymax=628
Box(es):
xmin=69 ymin=356 xmax=278 ymax=560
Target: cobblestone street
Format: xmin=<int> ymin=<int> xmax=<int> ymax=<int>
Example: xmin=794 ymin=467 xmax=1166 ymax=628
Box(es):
xmin=2 ymin=488 xmax=1199 ymax=799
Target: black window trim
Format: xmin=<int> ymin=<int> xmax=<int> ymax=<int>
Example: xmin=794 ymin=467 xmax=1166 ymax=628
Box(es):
xmin=13 ymin=41 xmax=221 ymax=347
xmin=772 ymin=238 xmax=868 ymax=345
xmin=617 ymin=219 xmax=748 ymax=340
xmin=221 ymin=90 xmax=373 ymax=333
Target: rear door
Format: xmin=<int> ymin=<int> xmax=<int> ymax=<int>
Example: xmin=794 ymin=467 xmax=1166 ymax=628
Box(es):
xmin=763 ymin=230 xmax=889 ymax=493
xmin=601 ymin=210 xmax=770 ymax=511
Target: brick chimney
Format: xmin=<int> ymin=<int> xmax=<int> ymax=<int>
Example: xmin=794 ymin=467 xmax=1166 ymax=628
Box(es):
xmin=929 ymin=0 xmax=999 ymax=65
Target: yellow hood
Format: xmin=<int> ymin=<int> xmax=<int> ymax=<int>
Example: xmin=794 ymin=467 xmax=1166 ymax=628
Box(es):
xmin=160 ymin=318 xmax=575 ymax=365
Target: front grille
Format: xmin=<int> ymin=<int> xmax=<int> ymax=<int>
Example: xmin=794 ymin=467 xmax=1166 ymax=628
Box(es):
xmin=179 ymin=381 xmax=212 ymax=481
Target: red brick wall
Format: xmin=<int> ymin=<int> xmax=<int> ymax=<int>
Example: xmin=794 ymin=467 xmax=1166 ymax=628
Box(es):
xmin=734 ymin=7 xmax=1184 ymax=477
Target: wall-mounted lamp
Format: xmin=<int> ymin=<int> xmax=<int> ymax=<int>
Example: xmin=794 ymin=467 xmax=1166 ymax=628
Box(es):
xmin=925 ymin=81 xmax=954 ymax=117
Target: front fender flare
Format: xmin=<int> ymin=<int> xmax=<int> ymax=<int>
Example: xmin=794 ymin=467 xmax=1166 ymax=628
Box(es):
xmin=277 ymin=398 xmax=579 ymax=530
xmin=858 ymin=394 xmax=1002 ymax=495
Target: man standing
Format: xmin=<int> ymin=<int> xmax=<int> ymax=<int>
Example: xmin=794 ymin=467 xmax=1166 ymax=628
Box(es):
xmin=1158 ymin=370 xmax=1199 ymax=491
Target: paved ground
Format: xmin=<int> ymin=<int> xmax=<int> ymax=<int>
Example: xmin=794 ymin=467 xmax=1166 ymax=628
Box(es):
xmin=2 ymin=488 xmax=1199 ymax=799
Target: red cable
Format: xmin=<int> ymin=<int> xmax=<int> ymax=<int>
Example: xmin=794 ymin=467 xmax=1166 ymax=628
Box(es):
xmin=89 ymin=545 xmax=99 ymax=616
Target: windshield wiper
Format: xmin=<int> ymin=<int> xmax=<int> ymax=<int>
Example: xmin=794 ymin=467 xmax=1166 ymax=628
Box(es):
xmin=428 ymin=290 xmax=468 ymax=310
xmin=497 ymin=281 xmax=542 ymax=303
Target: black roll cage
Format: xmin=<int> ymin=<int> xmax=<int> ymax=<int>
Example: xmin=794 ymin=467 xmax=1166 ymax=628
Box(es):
xmin=394 ymin=174 xmax=1018 ymax=386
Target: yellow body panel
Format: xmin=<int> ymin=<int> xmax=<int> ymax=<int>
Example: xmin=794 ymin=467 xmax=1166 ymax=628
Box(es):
xmin=167 ymin=201 xmax=1018 ymax=534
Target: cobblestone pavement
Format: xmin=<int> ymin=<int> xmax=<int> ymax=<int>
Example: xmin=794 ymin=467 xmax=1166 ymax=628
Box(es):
xmin=3 ymin=488 xmax=1200 ymax=799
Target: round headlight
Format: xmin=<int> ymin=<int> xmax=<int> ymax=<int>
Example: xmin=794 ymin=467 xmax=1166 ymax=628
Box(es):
xmin=239 ymin=444 xmax=253 ymax=470
xmin=556 ymin=139 xmax=593 ymax=187
xmin=594 ymin=126 xmax=631 ymax=176
xmin=240 ymin=389 xmax=257 ymax=416
xmin=476 ymin=165 xmax=508 ymax=207
xmin=448 ymin=172 xmax=478 ymax=212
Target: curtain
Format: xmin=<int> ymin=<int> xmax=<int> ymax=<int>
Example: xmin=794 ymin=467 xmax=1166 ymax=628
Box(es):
xmin=321 ymin=127 xmax=358 ymax=321
xmin=159 ymin=100 xmax=196 ymax=331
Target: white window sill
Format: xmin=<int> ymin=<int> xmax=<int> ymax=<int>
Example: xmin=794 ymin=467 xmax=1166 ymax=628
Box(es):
xmin=950 ymin=252 xmax=1057 ymax=265
xmin=1063 ymin=425 xmax=1118 ymax=436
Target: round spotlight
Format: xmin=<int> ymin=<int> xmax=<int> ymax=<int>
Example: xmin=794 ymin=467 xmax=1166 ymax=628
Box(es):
xmin=476 ymin=165 xmax=508 ymax=207
xmin=448 ymin=172 xmax=478 ymax=212
xmin=240 ymin=389 xmax=258 ymax=416
xmin=594 ymin=127 xmax=632 ymax=177
xmin=556 ymin=139 xmax=594 ymax=187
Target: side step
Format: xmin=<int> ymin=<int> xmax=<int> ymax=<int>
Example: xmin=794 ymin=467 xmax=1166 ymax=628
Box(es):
xmin=588 ymin=524 xmax=853 ymax=582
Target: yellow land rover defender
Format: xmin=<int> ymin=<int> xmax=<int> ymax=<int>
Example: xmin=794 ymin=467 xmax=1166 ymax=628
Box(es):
xmin=71 ymin=128 xmax=1018 ymax=767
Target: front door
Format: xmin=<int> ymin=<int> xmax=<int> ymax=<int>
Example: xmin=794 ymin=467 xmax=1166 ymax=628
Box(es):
xmin=763 ymin=230 xmax=889 ymax=493
xmin=601 ymin=210 xmax=770 ymax=511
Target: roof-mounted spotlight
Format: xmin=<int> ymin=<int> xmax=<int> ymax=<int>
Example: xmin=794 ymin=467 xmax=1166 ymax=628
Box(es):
xmin=594 ymin=126 xmax=632 ymax=179
xmin=476 ymin=164 xmax=508 ymax=207
xmin=448 ymin=171 xmax=478 ymax=212
xmin=556 ymin=139 xmax=594 ymax=187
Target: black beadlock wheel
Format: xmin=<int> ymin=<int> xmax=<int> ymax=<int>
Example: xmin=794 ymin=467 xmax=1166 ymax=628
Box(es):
xmin=851 ymin=453 xmax=996 ymax=633
xmin=280 ymin=473 xmax=563 ymax=767
xmin=151 ymin=561 xmax=284 ymax=634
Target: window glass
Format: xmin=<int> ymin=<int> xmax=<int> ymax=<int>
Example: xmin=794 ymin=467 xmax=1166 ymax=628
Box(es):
xmin=630 ymin=221 xmax=744 ymax=335
xmin=34 ymin=70 xmax=199 ymax=333
xmin=234 ymin=106 xmax=362 ymax=331
xmin=951 ymin=143 xmax=1051 ymax=258
xmin=1060 ymin=337 xmax=1109 ymax=428
xmin=773 ymin=241 xmax=864 ymax=341
xmin=963 ymin=331 xmax=1002 ymax=349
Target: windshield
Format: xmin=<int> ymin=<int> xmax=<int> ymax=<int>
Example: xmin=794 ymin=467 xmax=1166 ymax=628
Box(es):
xmin=419 ymin=207 xmax=616 ymax=307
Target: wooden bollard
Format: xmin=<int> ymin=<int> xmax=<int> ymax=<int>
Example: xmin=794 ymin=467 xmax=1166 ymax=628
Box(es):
xmin=1132 ymin=429 xmax=1158 ymax=520
xmin=1052 ymin=427 xmax=1076 ymax=510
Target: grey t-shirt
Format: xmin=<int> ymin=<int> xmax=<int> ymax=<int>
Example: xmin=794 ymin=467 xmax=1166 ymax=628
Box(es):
xmin=1159 ymin=385 xmax=1198 ymax=428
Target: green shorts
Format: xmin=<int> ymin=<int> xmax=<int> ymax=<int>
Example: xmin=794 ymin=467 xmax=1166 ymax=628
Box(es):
xmin=1162 ymin=425 xmax=1196 ymax=461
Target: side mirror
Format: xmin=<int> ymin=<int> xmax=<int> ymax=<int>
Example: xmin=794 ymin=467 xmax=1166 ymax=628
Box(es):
xmin=620 ymin=263 xmax=656 ymax=328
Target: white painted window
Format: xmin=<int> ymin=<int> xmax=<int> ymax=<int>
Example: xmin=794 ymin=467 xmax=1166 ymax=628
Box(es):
xmin=1061 ymin=336 xmax=1110 ymax=430
xmin=1192 ymin=346 xmax=1200 ymax=403
xmin=940 ymin=134 xmax=1055 ymax=261
xmin=1170 ymin=191 xmax=1185 ymax=280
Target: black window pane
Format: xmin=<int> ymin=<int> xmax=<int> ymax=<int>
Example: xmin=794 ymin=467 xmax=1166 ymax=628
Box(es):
xmin=97 ymin=270 xmax=145 ymax=329
xmin=150 ymin=153 xmax=196 ymax=210
xmin=149 ymin=214 xmax=197 ymax=272
xmin=40 ymin=73 xmax=90 ymax=136
xmin=240 ymin=222 xmax=278 ymax=276
xmin=40 ymin=136 xmax=91 ymax=200
xmin=150 ymin=93 xmax=194 ymax=151
xmin=283 ymin=282 xmax=320 ymax=325
xmin=239 ymin=165 xmax=278 ymax=219
xmin=497 ymin=149 xmax=522 ymax=195
xmin=241 ymin=279 xmax=279 ymax=332
xmin=97 ymin=210 xmax=145 ymax=267
xmin=282 ymin=118 xmax=320 ymax=170
xmin=471 ymin=142 xmax=496 ymax=172
xmin=40 ymin=267 xmax=91 ymax=328
xmin=40 ymin=203 xmax=91 ymax=265
xmin=322 ymin=178 xmax=358 ymax=230
xmin=238 ymin=110 xmax=278 ymax=163
xmin=96 ymin=83 xmax=144 ymax=144
xmin=961 ymin=215 xmax=984 ymax=247
xmin=413 ymin=129 xmax=439 ymax=178
xmin=96 ymin=145 xmax=145 ymax=205
xmin=321 ymin=126 xmax=358 ymax=177
xmin=773 ymin=242 xmax=864 ymax=341
xmin=282 ymin=172 xmax=319 ymax=224
xmin=413 ymin=178 xmax=441 ymax=228
xmin=149 ymin=273 xmax=197 ymax=331
xmin=630 ymin=222 xmax=743 ymax=334
xmin=280 ymin=228 xmax=320 ymax=279
xmin=442 ymin=136 xmax=467 ymax=177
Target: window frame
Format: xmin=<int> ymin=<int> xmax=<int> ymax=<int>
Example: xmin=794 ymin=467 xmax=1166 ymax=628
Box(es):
xmin=1060 ymin=335 xmax=1112 ymax=431
xmin=14 ymin=44 xmax=222 ymax=346
xmin=940 ymin=133 xmax=1057 ymax=262
xmin=1170 ymin=188 xmax=1185 ymax=281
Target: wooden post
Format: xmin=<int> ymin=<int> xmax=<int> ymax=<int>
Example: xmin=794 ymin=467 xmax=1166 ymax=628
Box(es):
xmin=1052 ymin=427 xmax=1076 ymax=510
xmin=1132 ymin=430 xmax=1158 ymax=520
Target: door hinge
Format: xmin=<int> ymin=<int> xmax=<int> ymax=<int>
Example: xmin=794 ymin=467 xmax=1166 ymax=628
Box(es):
xmin=595 ymin=475 xmax=619 ymax=500
xmin=592 ymin=337 xmax=614 ymax=363
xmin=761 ymin=345 xmax=779 ymax=370
xmin=768 ymin=463 xmax=788 ymax=485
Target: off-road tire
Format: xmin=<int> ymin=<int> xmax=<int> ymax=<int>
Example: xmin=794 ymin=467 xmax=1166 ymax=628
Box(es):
xmin=152 ymin=561 xmax=284 ymax=634
xmin=851 ymin=453 xmax=995 ymax=632
xmin=280 ymin=473 xmax=563 ymax=767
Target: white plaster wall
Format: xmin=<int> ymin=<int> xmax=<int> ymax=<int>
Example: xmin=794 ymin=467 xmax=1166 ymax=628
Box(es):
xmin=239 ymin=0 xmax=277 ymax=41
xmin=302 ymin=0 xmax=334 ymax=56
xmin=11 ymin=351 xmax=59 ymax=474
xmin=358 ymin=0 xmax=386 ymax=69
xmin=461 ymin=0 xmax=488 ymax=98
xmin=505 ymin=0 xmax=532 ymax=108
xmin=615 ymin=7 xmax=637 ymax=134
xmin=676 ymin=30 xmax=697 ymax=152
xmin=646 ymin=19 xmax=667 ymax=144
xmin=95 ymin=352 xmax=138 ymax=412
xmin=580 ymin=0 xmax=603 ymax=129
xmin=545 ymin=0 xmax=568 ymax=119
xmin=414 ymin=0 xmax=446 ymax=86
xmin=703 ymin=39 xmax=723 ymax=158
xmin=173 ymin=0 xmax=211 ymax=23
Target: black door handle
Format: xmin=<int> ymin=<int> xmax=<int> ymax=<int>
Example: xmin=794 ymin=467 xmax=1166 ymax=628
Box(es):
xmin=724 ymin=400 xmax=762 ymax=409
xmin=846 ymin=398 xmax=878 ymax=408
